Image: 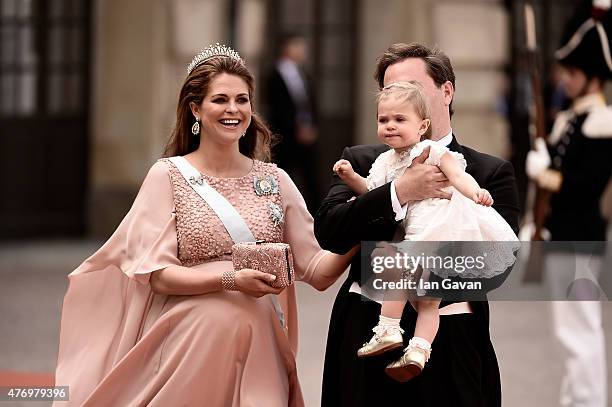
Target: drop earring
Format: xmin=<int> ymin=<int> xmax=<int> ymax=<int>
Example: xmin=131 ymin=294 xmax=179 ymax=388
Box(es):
xmin=241 ymin=130 xmax=247 ymax=138
xmin=191 ymin=117 xmax=200 ymax=135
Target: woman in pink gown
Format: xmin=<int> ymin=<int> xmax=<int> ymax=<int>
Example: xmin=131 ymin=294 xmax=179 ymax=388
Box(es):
xmin=53 ymin=44 xmax=354 ymax=406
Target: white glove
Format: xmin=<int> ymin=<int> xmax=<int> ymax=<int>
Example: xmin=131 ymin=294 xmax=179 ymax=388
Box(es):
xmin=526 ymin=138 xmax=551 ymax=180
xmin=594 ymin=0 xmax=611 ymax=11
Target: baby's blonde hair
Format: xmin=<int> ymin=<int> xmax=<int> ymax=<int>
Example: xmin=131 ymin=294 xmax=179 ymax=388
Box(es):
xmin=376 ymin=81 xmax=432 ymax=140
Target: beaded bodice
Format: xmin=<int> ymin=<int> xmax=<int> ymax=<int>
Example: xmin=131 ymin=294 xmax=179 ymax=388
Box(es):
xmin=162 ymin=159 xmax=284 ymax=267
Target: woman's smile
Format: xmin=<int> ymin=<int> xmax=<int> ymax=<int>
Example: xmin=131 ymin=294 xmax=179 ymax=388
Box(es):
xmin=218 ymin=118 xmax=242 ymax=130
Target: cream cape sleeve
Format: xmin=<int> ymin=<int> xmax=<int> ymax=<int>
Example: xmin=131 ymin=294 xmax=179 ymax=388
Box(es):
xmin=276 ymin=168 xmax=336 ymax=286
xmin=71 ymin=160 xmax=181 ymax=283
xmin=275 ymin=167 xmax=337 ymax=355
xmin=55 ymin=161 xmax=181 ymax=401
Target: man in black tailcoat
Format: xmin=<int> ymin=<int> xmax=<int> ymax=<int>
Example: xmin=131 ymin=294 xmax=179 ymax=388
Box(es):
xmin=315 ymin=43 xmax=520 ymax=406
xmin=265 ymin=33 xmax=319 ymax=212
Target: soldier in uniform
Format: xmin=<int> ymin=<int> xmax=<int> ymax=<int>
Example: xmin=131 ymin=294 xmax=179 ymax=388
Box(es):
xmin=526 ymin=1 xmax=612 ymax=405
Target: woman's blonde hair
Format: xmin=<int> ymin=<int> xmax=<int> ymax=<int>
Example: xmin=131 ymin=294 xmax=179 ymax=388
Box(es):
xmin=376 ymin=80 xmax=432 ymax=140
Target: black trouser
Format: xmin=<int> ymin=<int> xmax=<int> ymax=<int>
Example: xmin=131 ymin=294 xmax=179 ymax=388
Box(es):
xmin=321 ymin=277 xmax=501 ymax=407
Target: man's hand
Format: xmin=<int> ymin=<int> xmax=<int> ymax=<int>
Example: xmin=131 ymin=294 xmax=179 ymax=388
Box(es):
xmin=394 ymin=146 xmax=451 ymax=204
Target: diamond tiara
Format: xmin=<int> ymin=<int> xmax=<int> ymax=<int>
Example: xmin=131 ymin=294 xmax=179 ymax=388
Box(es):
xmin=187 ymin=43 xmax=244 ymax=76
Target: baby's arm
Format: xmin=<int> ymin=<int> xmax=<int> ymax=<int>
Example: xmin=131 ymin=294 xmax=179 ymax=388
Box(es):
xmin=438 ymin=153 xmax=493 ymax=206
xmin=333 ymin=159 xmax=369 ymax=195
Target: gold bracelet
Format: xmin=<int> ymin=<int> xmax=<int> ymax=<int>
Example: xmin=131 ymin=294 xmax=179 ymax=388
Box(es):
xmin=221 ymin=270 xmax=238 ymax=291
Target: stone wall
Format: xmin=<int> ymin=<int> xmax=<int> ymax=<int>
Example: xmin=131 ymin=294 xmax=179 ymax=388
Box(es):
xmin=356 ymin=0 xmax=510 ymax=159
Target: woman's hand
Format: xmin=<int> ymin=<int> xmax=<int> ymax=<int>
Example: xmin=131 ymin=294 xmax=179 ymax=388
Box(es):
xmin=234 ymin=269 xmax=284 ymax=297
xmin=475 ymin=188 xmax=493 ymax=206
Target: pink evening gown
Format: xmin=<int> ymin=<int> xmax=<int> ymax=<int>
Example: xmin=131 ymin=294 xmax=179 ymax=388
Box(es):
xmin=53 ymin=158 xmax=331 ymax=406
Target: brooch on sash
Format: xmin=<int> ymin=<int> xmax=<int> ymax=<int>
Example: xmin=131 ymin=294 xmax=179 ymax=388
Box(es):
xmin=189 ymin=175 xmax=205 ymax=185
xmin=253 ymin=175 xmax=279 ymax=196
xmin=269 ymin=203 xmax=284 ymax=226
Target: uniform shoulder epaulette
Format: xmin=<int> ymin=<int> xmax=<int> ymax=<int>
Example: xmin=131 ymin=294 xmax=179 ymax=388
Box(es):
xmin=582 ymin=105 xmax=612 ymax=138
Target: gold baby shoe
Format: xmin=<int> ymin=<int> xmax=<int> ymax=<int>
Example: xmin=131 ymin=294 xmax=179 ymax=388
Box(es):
xmin=357 ymin=325 xmax=404 ymax=358
xmin=385 ymin=342 xmax=431 ymax=382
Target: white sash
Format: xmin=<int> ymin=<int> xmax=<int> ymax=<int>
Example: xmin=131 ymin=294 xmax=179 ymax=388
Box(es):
xmin=168 ymin=156 xmax=256 ymax=243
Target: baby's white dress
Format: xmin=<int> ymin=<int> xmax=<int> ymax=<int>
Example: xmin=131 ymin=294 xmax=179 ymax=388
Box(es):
xmin=366 ymin=139 xmax=519 ymax=278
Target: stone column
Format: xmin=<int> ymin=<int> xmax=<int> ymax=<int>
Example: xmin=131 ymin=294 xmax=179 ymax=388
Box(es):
xmin=356 ymin=0 xmax=432 ymax=145
xmin=88 ymin=0 xmax=228 ymax=237
xmin=356 ymin=0 xmax=510 ymax=159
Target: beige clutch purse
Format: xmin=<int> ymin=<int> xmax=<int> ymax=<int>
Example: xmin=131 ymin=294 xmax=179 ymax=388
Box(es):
xmin=231 ymin=242 xmax=295 ymax=288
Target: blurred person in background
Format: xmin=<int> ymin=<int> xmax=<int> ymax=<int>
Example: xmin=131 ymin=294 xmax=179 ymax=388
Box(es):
xmin=265 ymin=32 xmax=319 ymax=212
xmin=526 ymin=1 xmax=612 ymax=406
xmin=53 ymin=43 xmax=355 ymax=407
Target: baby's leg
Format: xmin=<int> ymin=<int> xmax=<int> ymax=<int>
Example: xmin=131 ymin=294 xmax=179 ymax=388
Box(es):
xmin=357 ymin=244 xmax=413 ymax=358
xmin=377 ymin=243 xmax=410 ymax=319
xmin=357 ymin=283 xmax=408 ymax=357
xmin=413 ymin=298 xmax=441 ymax=344
xmin=378 ymin=272 xmax=410 ymax=329
xmin=381 ymin=298 xmax=408 ymax=319
xmin=385 ymin=297 xmax=441 ymax=382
